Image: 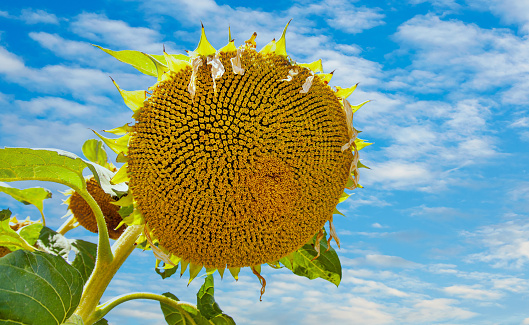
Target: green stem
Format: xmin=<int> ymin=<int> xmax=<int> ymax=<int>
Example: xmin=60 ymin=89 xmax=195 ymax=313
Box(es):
xmin=75 ymin=224 xmax=142 ymax=324
xmin=87 ymin=292 xmax=198 ymax=325
xmin=78 ymin=190 xmax=113 ymax=264
xmin=56 ymin=215 xmax=78 ymax=235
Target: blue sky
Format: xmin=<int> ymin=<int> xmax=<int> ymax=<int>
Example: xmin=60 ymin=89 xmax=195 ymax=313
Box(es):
xmin=2 ymin=0 xmax=529 ymax=324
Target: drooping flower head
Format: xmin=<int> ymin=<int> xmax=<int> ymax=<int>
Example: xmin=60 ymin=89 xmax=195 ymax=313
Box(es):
xmin=65 ymin=177 xmax=126 ymax=240
xmin=97 ymin=22 xmax=368 ymax=281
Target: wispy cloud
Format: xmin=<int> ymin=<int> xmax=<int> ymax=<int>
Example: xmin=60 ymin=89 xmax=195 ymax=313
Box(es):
xmin=70 ymin=13 xmax=169 ymax=53
xmin=443 ymin=284 xmax=503 ymax=300
xmin=20 ymin=8 xmax=59 ymax=25
xmin=463 ymin=219 xmax=529 ymax=269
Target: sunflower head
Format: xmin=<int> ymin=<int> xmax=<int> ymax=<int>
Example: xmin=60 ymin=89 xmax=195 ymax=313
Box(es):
xmin=66 ymin=177 xmax=126 ymax=240
xmin=98 ymin=22 xmax=368 ymax=281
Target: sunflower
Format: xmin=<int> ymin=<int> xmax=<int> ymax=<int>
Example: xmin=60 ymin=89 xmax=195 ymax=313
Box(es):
xmin=97 ymin=22 xmax=367 ymax=283
xmin=65 ymin=177 xmax=126 ymax=240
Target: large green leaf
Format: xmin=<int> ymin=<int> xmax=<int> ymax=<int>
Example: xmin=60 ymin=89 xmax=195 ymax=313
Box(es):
xmin=70 ymin=239 xmax=97 ymax=283
xmin=37 ymin=226 xmax=72 ymax=259
xmin=82 ymin=139 xmax=108 ymax=167
xmin=197 ymin=275 xmax=235 ymax=324
xmin=0 ymin=182 xmax=52 ymax=220
xmin=37 ymin=227 xmax=97 ymax=283
xmin=160 ymin=292 xmax=211 ymax=325
xmin=0 ymin=209 xmax=42 ymax=252
xmin=0 ymin=250 xmax=83 ymax=325
xmin=0 ymin=147 xmax=126 ymax=196
xmin=280 ymin=231 xmax=342 ymax=286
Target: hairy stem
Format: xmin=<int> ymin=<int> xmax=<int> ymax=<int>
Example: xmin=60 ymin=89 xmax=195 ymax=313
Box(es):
xmin=78 ymin=190 xmax=113 ymax=264
xmin=87 ymin=292 xmax=198 ymax=325
xmin=56 ymin=215 xmax=78 ymax=235
xmin=75 ymin=224 xmax=142 ymax=325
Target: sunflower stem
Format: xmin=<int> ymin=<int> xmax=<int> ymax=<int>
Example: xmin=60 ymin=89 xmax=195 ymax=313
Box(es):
xmin=75 ymin=224 xmax=142 ymax=325
xmin=56 ymin=215 xmax=77 ymax=235
xmin=78 ymin=189 xmax=114 ymax=263
xmin=87 ymin=292 xmax=198 ymax=325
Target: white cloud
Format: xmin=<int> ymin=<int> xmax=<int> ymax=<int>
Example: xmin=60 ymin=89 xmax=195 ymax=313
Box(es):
xmin=402 ymin=298 xmax=477 ymax=323
xmin=70 ymin=13 xmax=167 ymax=53
xmin=363 ymin=161 xmax=434 ymax=190
xmin=0 ymin=46 xmax=26 ymax=74
xmin=510 ymin=117 xmax=529 ymax=128
xmin=28 ymin=32 xmax=107 ymax=66
xmin=409 ymin=205 xmax=463 ymax=220
xmin=19 ymin=8 xmax=59 ymax=25
xmin=443 ymin=284 xmax=503 ymax=300
xmin=0 ymin=45 xmax=153 ymax=103
xmin=347 ymin=277 xmax=410 ymax=297
xmin=408 ymin=0 xmax=461 ymax=9
xmin=324 ymin=4 xmax=385 ymax=34
xmin=14 ymin=97 xmax=96 ymax=118
xmin=345 ymin=254 xmax=421 ymax=268
xmin=468 ymin=0 xmax=529 ymax=33
xmin=392 ymin=14 xmax=529 ymax=104
xmin=523 ymin=316 xmax=529 ymax=325
xmin=0 ymin=113 xmax=93 ymax=152
xmin=464 ymin=219 xmax=529 ymax=269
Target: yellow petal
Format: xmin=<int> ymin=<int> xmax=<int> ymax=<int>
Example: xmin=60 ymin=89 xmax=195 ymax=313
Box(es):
xmin=180 ymin=260 xmax=190 ymax=277
xmin=111 ymin=78 xmax=146 ymax=113
xmin=259 ymin=39 xmax=276 ymax=55
xmin=195 ymin=23 xmax=217 ymax=57
xmin=351 ymin=100 xmax=370 ymax=114
xmin=245 ymin=32 xmax=257 ymax=49
xmin=316 ymin=72 xmax=333 ymax=84
xmin=93 ymin=130 xmax=130 ymax=155
xmin=275 ymin=19 xmax=292 ymax=57
xmin=338 ymin=192 xmax=350 ymax=203
xmin=220 ymin=40 xmax=237 ymax=53
xmin=335 ymin=83 xmax=358 ymax=99
xmin=104 ymin=123 xmax=132 ymax=136
xmin=228 ymin=266 xmax=241 ymax=281
xmin=188 ymin=263 xmax=203 ymax=285
xmin=299 ymin=59 xmax=323 ymax=73
xmin=144 ymin=54 xmax=169 ymax=81
xmin=111 ymin=163 xmax=128 ymax=185
xmin=163 ymin=49 xmax=192 ymax=72
xmin=217 ymin=265 xmax=226 ymax=279
xmin=112 ymin=191 xmax=132 ymax=207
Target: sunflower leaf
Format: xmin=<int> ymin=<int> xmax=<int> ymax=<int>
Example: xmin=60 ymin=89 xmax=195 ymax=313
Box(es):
xmin=37 ymin=226 xmax=97 ymax=283
xmin=0 ymin=209 xmax=42 ymax=252
xmin=196 ymin=275 xmax=235 ymax=324
xmin=82 ymin=139 xmax=109 ymax=167
xmin=279 ymin=231 xmax=342 ymax=286
xmin=159 ymin=292 xmax=211 ymax=325
xmin=0 ymin=147 xmax=126 ymax=196
xmin=0 ymin=250 xmax=83 ymax=324
xmin=70 ymin=239 xmax=97 ymax=283
xmin=0 ymin=182 xmax=52 ymax=220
